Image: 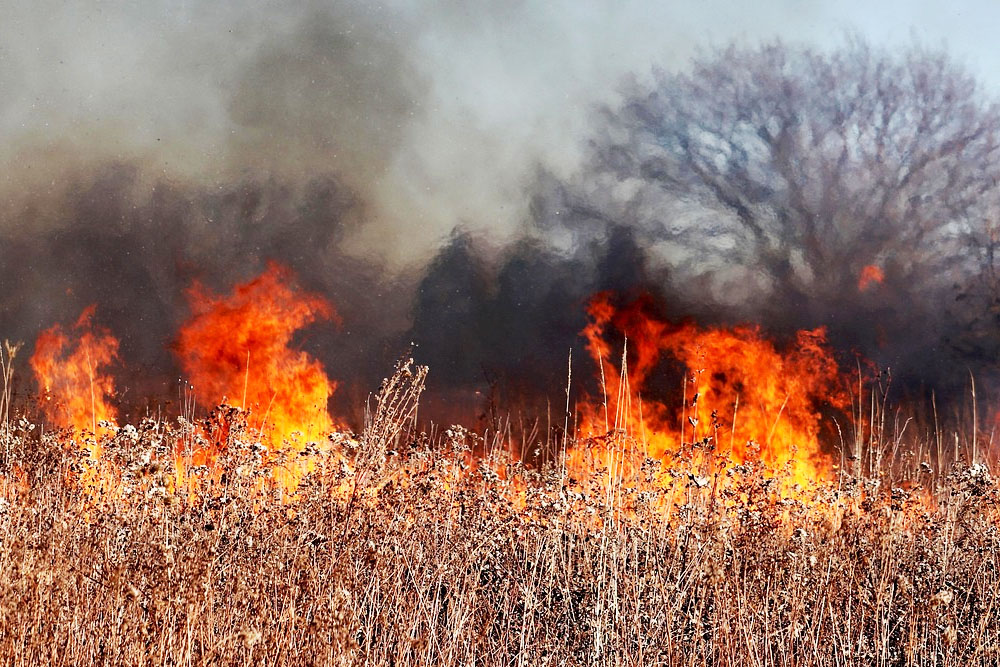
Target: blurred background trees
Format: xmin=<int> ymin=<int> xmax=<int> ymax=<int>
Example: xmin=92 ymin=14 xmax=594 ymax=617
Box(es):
xmin=533 ymin=38 xmax=1000 ymax=389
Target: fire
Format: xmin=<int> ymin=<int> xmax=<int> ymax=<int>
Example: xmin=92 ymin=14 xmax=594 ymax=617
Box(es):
xmin=175 ymin=263 xmax=338 ymax=453
xmin=858 ymin=264 xmax=884 ymax=291
xmin=576 ymin=293 xmax=850 ymax=489
xmin=29 ymin=305 xmax=119 ymax=440
xmin=20 ymin=278 xmax=858 ymax=510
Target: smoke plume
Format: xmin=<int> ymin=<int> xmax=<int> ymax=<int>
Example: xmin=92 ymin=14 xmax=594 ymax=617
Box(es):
xmin=5 ymin=1 xmax=1000 ymax=426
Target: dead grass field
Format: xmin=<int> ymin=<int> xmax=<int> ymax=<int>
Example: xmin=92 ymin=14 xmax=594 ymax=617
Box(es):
xmin=1 ymin=361 xmax=999 ymax=666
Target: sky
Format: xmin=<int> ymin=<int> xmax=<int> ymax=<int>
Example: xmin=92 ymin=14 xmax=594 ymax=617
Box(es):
xmin=0 ymin=0 xmax=998 ymax=267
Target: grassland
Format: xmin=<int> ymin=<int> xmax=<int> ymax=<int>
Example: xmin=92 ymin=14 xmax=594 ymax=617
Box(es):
xmin=1 ymin=361 xmax=999 ymax=666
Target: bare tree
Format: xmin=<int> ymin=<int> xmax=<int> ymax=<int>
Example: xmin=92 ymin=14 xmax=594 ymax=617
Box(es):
xmin=555 ymin=39 xmax=1000 ymax=332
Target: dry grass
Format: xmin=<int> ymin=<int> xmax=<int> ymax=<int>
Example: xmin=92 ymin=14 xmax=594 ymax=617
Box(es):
xmin=1 ymin=362 xmax=999 ymax=666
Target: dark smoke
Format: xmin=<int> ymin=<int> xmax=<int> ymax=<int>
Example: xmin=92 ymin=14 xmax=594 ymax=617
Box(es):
xmin=406 ymin=223 xmax=722 ymax=429
xmin=0 ymin=162 xmax=411 ymax=420
xmin=0 ymin=4 xmax=429 ymax=424
xmin=5 ymin=2 xmax=1000 ymax=431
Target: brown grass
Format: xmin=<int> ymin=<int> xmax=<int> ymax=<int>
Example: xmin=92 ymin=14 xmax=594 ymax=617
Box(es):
xmin=0 ymin=361 xmax=999 ymax=666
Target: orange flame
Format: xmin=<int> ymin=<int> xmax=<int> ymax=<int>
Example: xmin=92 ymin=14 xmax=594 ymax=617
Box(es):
xmin=176 ymin=263 xmax=338 ymax=452
xmin=29 ymin=305 xmax=119 ymax=440
xmin=576 ymin=293 xmax=850 ymax=488
xmin=858 ymin=264 xmax=884 ymax=291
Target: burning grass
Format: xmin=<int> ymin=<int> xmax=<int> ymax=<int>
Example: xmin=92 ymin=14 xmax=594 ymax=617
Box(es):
xmin=1 ymin=360 xmax=1000 ymax=666
xmin=2 ymin=268 xmax=1000 ymax=665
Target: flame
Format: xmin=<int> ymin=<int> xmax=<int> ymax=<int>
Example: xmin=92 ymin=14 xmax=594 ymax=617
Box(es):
xmin=575 ymin=293 xmax=850 ymax=489
xmin=858 ymin=264 xmax=884 ymax=291
xmin=175 ymin=263 xmax=338 ymax=453
xmin=29 ymin=305 xmax=119 ymax=441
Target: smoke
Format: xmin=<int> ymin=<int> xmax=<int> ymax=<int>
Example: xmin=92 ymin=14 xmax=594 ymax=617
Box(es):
xmin=0 ymin=2 xmax=430 ymax=420
xmin=5 ymin=1 xmax=1000 ymax=425
xmin=0 ymin=0 xmax=870 ymax=264
xmin=0 ymin=163 xmax=410 ymax=417
xmin=0 ymin=0 xmax=691 ymax=422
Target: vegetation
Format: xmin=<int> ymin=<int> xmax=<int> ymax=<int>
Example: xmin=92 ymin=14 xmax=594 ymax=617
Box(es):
xmin=1 ymin=357 xmax=999 ymax=666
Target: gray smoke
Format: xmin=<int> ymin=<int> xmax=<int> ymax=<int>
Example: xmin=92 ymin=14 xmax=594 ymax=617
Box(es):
xmin=6 ymin=1 xmax=1000 ymax=425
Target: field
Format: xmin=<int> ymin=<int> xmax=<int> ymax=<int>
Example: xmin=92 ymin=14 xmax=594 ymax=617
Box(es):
xmin=8 ymin=11 xmax=1000 ymax=667
xmin=2 ymin=352 xmax=1000 ymax=667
